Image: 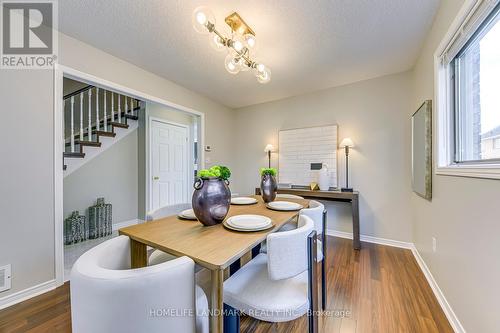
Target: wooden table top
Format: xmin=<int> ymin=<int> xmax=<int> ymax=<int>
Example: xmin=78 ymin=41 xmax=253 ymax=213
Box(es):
xmin=119 ymin=196 xmax=309 ymax=270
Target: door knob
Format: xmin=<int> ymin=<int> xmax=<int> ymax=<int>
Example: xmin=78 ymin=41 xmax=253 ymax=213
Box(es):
xmin=153 ymin=176 xmax=160 ymax=180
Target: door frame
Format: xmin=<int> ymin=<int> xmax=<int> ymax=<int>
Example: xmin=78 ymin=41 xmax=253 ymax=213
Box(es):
xmin=147 ymin=117 xmax=193 ymax=213
xmin=54 ymin=64 xmax=205 ymax=286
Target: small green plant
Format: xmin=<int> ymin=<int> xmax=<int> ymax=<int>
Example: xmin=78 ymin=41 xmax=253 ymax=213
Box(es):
xmin=197 ymin=165 xmax=231 ymax=180
xmin=260 ymin=167 xmax=277 ymax=177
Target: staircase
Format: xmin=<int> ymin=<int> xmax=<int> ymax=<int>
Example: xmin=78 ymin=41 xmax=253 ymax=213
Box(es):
xmin=63 ymin=85 xmax=142 ymax=176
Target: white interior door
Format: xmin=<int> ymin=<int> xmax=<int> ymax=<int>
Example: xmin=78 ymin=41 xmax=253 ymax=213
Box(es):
xmin=151 ymin=120 xmax=189 ymax=211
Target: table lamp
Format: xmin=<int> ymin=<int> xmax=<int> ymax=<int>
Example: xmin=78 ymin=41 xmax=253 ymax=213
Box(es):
xmin=264 ymin=144 xmax=275 ymax=168
xmin=339 ymin=138 xmax=355 ymax=192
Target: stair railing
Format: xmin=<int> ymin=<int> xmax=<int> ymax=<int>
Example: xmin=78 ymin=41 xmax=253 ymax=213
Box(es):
xmin=63 ymin=85 xmax=141 ymax=154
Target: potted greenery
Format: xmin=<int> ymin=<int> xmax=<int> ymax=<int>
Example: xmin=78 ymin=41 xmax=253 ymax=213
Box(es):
xmin=260 ymin=167 xmax=277 ymax=203
xmin=192 ymin=165 xmax=231 ymax=226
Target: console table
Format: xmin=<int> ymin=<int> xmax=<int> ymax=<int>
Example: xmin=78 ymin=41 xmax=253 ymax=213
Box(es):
xmin=255 ymin=188 xmax=361 ymax=250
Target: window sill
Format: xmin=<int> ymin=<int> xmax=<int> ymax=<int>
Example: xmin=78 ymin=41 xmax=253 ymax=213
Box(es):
xmin=436 ymin=164 xmax=500 ymax=180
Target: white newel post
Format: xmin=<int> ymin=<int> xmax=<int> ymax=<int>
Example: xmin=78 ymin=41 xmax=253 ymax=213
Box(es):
xmin=79 ymin=92 xmax=83 ymax=142
xmin=104 ymin=90 xmax=107 ymax=131
xmin=96 ymin=87 xmax=100 ymax=131
xmin=111 ymin=92 xmax=114 ymax=124
xmin=118 ymin=95 xmax=121 ymax=123
xmin=125 ymin=97 xmax=128 ymax=116
xmin=88 ymin=88 xmax=92 ymax=142
xmin=70 ymin=96 xmax=75 ymax=153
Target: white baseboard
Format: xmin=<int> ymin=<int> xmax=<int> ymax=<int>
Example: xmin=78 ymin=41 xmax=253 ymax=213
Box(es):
xmin=410 ymin=246 xmax=466 ymax=333
xmin=325 ymin=229 xmax=413 ymax=249
xmin=0 ymin=279 xmax=57 ymax=310
xmin=326 ymin=229 xmax=464 ymax=333
xmin=112 ymin=218 xmax=144 ymax=231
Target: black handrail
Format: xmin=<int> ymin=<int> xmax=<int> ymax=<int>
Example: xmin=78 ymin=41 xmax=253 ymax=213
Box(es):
xmin=63 ymin=84 xmax=94 ymax=100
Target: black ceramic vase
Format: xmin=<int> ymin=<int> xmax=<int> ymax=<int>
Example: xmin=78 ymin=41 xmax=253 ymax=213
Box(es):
xmin=260 ymin=174 xmax=277 ymax=203
xmin=192 ymin=177 xmax=231 ymax=226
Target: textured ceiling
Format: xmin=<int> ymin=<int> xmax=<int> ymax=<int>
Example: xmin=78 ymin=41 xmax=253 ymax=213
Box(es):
xmin=59 ymin=0 xmax=440 ymax=108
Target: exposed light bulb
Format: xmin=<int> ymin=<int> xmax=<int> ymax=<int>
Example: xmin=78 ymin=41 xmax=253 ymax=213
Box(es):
xmin=209 ymin=33 xmax=226 ymax=51
xmin=196 ymin=12 xmax=206 ymax=25
xmin=225 ymin=54 xmax=241 ymax=74
xmin=233 ymin=39 xmax=244 ymax=53
xmin=244 ymin=34 xmax=257 ymax=50
xmin=255 ymin=65 xmax=271 ymax=84
xmin=192 ymin=7 xmax=215 ymax=34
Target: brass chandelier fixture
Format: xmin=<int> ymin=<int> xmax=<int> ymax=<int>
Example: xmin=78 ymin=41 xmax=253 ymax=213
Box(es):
xmin=192 ymin=7 xmax=271 ymax=84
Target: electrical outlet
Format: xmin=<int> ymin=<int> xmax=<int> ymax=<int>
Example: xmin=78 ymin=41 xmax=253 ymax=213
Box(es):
xmin=432 ymin=237 xmax=437 ymax=253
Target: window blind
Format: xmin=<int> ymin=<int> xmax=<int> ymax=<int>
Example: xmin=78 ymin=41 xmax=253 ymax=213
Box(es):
xmin=441 ymin=0 xmax=500 ymax=65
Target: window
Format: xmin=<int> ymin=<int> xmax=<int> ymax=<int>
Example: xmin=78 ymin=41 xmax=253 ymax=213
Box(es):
xmin=452 ymin=2 xmax=500 ymax=163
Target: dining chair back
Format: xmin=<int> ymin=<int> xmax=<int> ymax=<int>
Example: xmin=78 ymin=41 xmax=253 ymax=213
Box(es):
xmin=299 ymin=199 xmax=328 ymax=311
xmin=146 ymin=203 xmax=192 ymax=221
xmin=267 ymin=215 xmax=314 ymax=280
xmin=70 ymin=235 xmax=208 ymax=333
xmin=300 ymin=200 xmax=324 ymax=234
xmin=223 ymin=215 xmax=319 ymax=332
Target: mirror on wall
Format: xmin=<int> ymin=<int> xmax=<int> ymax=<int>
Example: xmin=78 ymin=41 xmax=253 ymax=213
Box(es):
xmin=412 ymin=100 xmax=432 ymax=201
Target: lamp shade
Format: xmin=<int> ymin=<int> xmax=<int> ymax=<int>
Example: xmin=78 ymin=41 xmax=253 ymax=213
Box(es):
xmin=264 ymin=144 xmax=275 ymax=152
xmin=339 ymin=138 xmax=355 ymax=148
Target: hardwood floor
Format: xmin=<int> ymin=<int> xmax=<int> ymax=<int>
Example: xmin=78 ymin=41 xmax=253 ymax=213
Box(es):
xmin=0 ymin=237 xmax=453 ymax=333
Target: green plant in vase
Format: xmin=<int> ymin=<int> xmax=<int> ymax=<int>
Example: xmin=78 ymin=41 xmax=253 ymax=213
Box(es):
xmin=198 ymin=165 xmax=231 ymax=180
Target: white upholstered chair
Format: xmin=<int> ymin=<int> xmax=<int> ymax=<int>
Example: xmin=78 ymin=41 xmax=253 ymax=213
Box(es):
xmin=276 ymin=193 xmax=305 ymax=199
xmin=146 ymin=202 xmax=192 ymax=221
xmin=300 ymin=200 xmax=328 ymax=310
xmin=223 ymin=215 xmax=319 ymax=332
xmin=70 ymin=235 xmax=208 ymax=333
xmin=146 ymin=203 xmax=191 ymax=265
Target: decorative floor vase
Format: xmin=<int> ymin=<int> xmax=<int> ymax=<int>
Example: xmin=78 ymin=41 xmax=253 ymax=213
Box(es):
xmin=260 ymin=174 xmax=277 ymax=203
xmin=192 ymin=177 xmax=231 ymax=226
xmin=64 ymin=211 xmax=87 ymax=245
xmin=89 ymin=198 xmax=112 ymax=239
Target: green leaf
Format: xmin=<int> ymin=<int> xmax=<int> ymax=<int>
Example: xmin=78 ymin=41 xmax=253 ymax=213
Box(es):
xmin=260 ymin=168 xmax=277 ymax=176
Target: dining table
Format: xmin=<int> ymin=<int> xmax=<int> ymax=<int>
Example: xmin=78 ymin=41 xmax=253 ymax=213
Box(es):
xmin=119 ymin=195 xmax=310 ymax=333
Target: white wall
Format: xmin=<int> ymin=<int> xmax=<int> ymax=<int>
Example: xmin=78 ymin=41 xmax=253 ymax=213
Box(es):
xmin=0 ymin=32 xmax=236 ymax=300
xmin=0 ymin=70 xmax=56 ymax=299
xmin=233 ymin=72 xmax=414 ymax=242
xmin=63 ymin=130 xmax=139 ymax=224
xmin=411 ymin=0 xmax=500 ymax=331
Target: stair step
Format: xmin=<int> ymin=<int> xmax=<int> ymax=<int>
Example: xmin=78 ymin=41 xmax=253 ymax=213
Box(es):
xmin=124 ymin=114 xmax=138 ymax=121
xmin=96 ymin=130 xmax=116 ymax=138
xmin=64 ymin=152 xmax=85 ymax=158
xmin=77 ymin=141 xmax=101 ymax=147
xmin=110 ymin=122 xmax=129 ymax=129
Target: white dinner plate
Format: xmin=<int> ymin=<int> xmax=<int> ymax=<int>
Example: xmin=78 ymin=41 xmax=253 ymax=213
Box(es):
xmin=223 ymin=221 xmax=275 ymax=232
xmin=226 ymin=214 xmax=272 ymax=230
xmin=266 ymin=201 xmax=303 ymax=211
xmin=178 ymin=209 xmax=197 ymax=220
xmin=231 ymin=197 xmax=258 ymax=205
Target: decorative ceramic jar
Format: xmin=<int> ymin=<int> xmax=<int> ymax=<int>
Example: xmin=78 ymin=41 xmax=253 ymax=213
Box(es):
xmin=260 ymin=174 xmax=277 ymax=203
xmin=192 ymin=177 xmax=231 ymax=226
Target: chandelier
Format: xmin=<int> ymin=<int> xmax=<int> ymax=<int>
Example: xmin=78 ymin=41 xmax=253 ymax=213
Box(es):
xmin=192 ymin=7 xmax=271 ymax=84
